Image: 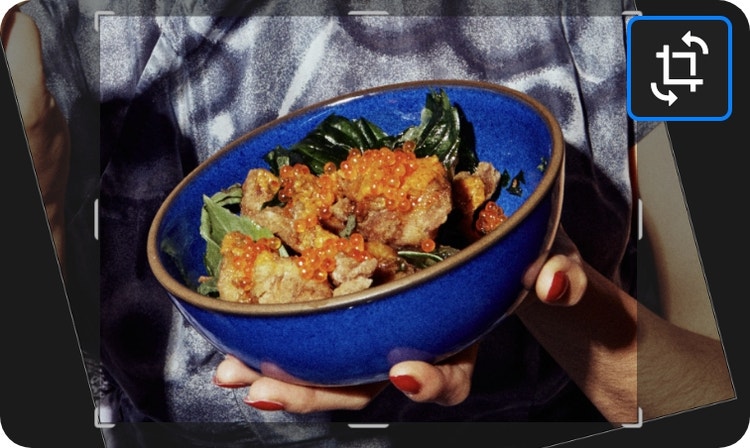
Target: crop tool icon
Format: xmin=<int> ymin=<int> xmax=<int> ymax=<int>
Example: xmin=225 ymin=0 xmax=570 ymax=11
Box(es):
xmin=651 ymin=31 xmax=709 ymax=106
xmin=627 ymin=16 xmax=732 ymax=121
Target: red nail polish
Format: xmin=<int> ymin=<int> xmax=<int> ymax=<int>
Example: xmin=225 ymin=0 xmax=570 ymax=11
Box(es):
xmin=212 ymin=376 xmax=247 ymax=389
xmin=547 ymin=271 xmax=569 ymax=302
xmin=390 ymin=375 xmax=421 ymax=394
xmin=245 ymin=400 xmax=285 ymax=411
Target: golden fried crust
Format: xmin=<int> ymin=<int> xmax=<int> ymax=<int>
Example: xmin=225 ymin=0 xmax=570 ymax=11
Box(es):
xmin=240 ymin=168 xmax=280 ymax=214
xmin=452 ymin=161 xmax=501 ymax=240
xmin=352 ymin=155 xmax=452 ymax=249
xmin=251 ymin=252 xmax=333 ymax=304
xmin=217 ymin=242 xmax=334 ymax=303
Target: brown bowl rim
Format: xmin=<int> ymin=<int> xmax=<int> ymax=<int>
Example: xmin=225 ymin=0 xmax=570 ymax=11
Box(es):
xmin=146 ymin=79 xmax=564 ymax=316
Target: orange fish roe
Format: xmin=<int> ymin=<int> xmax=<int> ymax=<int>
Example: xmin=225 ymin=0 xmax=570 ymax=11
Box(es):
xmin=338 ymin=145 xmax=423 ymax=213
xmin=277 ymin=163 xmax=339 ymax=233
xmin=297 ymin=233 xmax=372 ymax=282
xmin=220 ymin=232 xmax=282 ymax=297
xmin=420 ymin=238 xmax=436 ymax=253
xmin=475 ymin=201 xmax=507 ymax=234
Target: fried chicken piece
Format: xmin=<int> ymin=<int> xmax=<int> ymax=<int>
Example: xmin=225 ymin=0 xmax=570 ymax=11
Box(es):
xmin=451 ymin=161 xmax=501 ymax=240
xmin=333 ymin=277 xmax=373 ymax=297
xmin=216 ymin=232 xmax=332 ymax=304
xmin=249 ymin=207 xmax=339 ymax=254
xmin=337 ymin=149 xmax=452 ymax=249
xmin=234 ymin=164 xmax=380 ymax=301
xmin=320 ymin=197 xmax=354 ymax=235
xmin=240 ymin=168 xmax=281 ymax=214
xmin=330 ymin=251 xmax=378 ymax=287
xmin=240 ymin=165 xmax=340 ymax=254
xmin=329 ymin=249 xmax=378 ymax=297
xmin=250 ymin=251 xmax=333 ymax=304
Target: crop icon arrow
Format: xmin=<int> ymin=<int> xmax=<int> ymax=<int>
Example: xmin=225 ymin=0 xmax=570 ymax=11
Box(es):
xmin=682 ymin=30 xmax=709 ymax=54
xmin=651 ymin=82 xmax=678 ymax=106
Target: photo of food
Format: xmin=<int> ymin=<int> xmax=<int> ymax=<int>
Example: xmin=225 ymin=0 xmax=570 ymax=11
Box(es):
xmin=1 ymin=1 xmax=746 ymax=447
xmin=146 ymin=80 xmax=564 ymax=388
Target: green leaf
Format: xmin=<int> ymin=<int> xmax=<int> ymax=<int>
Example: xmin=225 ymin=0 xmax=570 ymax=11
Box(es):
xmin=338 ymin=214 xmax=357 ymax=238
xmin=397 ymin=245 xmax=460 ymax=270
xmin=262 ymin=89 xmax=479 ymax=177
xmin=264 ymin=114 xmax=391 ymax=175
xmin=397 ymin=250 xmax=445 ymax=269
xmin=208 ymin=183 xmax=243 ymax=208
xmin=392 ymin=89 xmax=476 ymax=175
xmin=199 ymin=190 xmax=278 ymax=277
xmin=499 ymin=169 xmax=511 ymax=189
xmin=197 ymin=276 xmax=219 ymax=297
xmin=263 ymin=146 xmax=296 ymax=176
xmin=354 ymin=117 xmax=390 ymax=148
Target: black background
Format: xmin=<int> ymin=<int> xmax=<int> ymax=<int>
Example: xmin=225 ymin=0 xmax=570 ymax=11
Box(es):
xmin=1 ymin=0 xmax=748 ymax=446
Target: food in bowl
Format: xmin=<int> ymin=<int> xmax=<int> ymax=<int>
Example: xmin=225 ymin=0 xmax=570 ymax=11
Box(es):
xmin=196 ymin=89 xmax=527 ymax=305
xmin=147 ymin=80 xmax=564 ymax=386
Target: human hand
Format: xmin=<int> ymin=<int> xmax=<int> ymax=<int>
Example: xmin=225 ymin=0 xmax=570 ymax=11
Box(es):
xmin=514 ymin=224 xmax=641 ymax=422
xmin=213 ymin=342 xmax=478 ymax=413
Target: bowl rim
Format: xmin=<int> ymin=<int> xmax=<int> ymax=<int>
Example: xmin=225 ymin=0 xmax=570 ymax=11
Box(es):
xmin=146 ymin=79 xmax=564 ymax=316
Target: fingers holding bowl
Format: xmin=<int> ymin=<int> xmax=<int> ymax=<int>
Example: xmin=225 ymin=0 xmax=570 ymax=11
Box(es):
xmin=214 ymin=345 xmax=479 ymax=412
xmin=244 ymin=378 xmax=388 ymax=414
xmin=212 ymin=354 xmax=262 ymax=389
xmin=214 ymin=354 xmax=388 ymax=413
xmin=389 ymin=343 xmax=478 ymax=406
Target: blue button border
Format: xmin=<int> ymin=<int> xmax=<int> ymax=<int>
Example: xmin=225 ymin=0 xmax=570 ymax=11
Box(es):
xmin=626 ymin=15 xmax=733 ymax=122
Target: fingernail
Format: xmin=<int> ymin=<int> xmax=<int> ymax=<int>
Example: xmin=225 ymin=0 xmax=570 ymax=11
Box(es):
xmin=390 ymin=375 xmax=421 ymax=395
xmin=214 ymin=381 xmax=247 ymax=389
xmin=547 ymin=271 xmax=569 ymax=302
xmin=212 ymin=376 xmax=246 ymax=389
xmin=244 ymin=399 xmax=285 ymax=411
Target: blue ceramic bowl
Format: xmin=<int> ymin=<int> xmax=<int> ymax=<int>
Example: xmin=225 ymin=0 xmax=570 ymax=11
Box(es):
xmin=147 ymin=80 xmax=564 ymax=386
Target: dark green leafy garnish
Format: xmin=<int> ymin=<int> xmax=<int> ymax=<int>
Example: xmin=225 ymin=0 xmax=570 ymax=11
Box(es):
xmin=338 ymin=214 xmax=357 ymax=238
xmin=197 ymin=276 xmax=219 ymax=297
xmin=397 ymin=245 xmax=460 ymax=269
xmin=499 ymin=169 xmax=511 ymax=189
xmin=498 ymin=169 xmax=525 ymax=196
xmin=263 ymin=89 xmax=478 ymax=177
xmin=264 ymin=115 xmax=389 ymax=176
xmin=387 ymin=89 xmax=477 ymax=175
xmin=507 ymin=170 xmax=525 ymax=196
